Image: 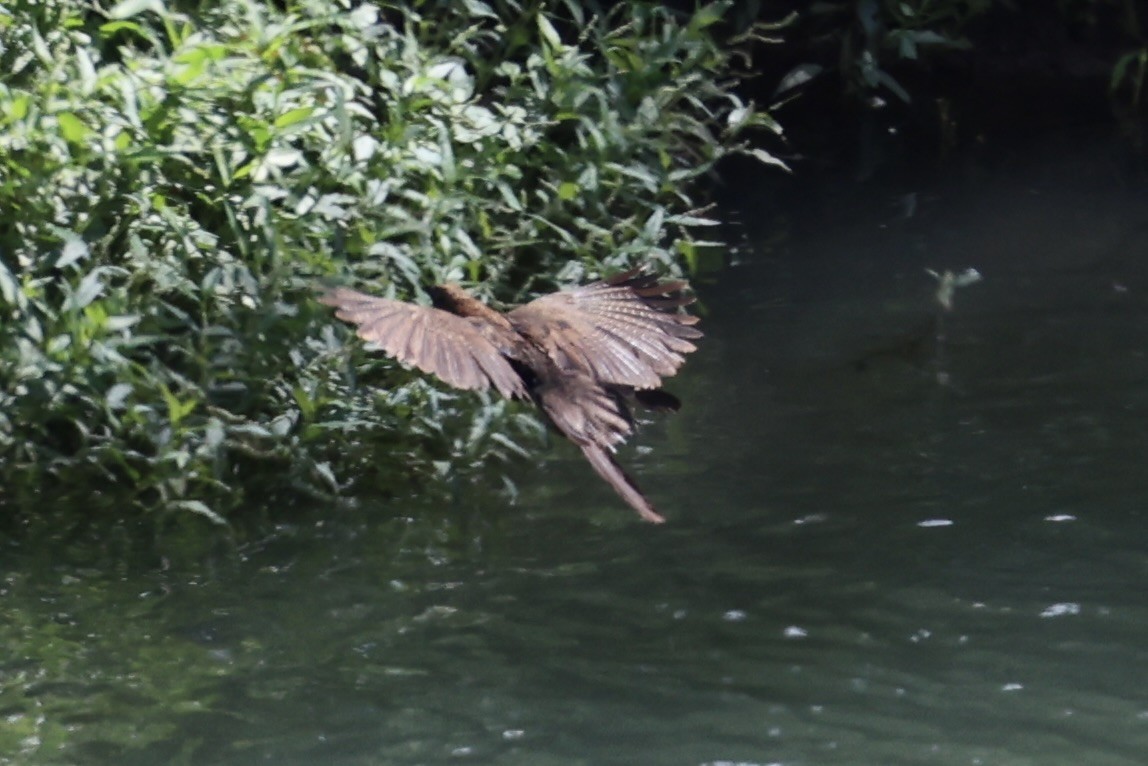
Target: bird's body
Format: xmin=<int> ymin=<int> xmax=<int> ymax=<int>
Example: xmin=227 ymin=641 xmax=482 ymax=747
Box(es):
xmin=320 ymin=267 xmax=701 ymax=523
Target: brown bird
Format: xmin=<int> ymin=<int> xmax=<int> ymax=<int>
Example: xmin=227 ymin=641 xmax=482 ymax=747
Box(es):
xmin=319 ymin=266 xmax=702 ymax=523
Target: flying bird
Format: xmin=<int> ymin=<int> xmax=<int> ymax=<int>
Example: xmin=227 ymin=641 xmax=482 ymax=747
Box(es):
xmin=319 ymin=266 xmax=702 ymax=523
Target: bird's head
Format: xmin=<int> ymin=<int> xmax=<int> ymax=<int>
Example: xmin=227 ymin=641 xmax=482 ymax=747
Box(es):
xmin=426 ymin=283 xmax=470 ymax=311
xmin=425 ymin=284 xmax=508 ymax=327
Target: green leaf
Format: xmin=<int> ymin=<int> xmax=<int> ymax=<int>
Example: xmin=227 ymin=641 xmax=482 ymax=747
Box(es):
xmin=6 ymin=93 xmax=30 ymax=121
xmin=56 ymin=236 xmax=90 ymax=269
xmin=104 ymin=314 xmax=141 ymax=331
xmin=106 ymin=383 xmax=133 ymax=410
xmin=108 ymin=0 xmax=166 ymax=19
xmin=56 ymin=112 xmax=89 ymax=143
xmin=76 ymin=48 xmax=98 ymax=94
xmin=47 ymin=335 xmax=72 ymax=354
xmin=495 ymin=180 xmax=523 ymax=211
xmin=743 ymin=147 xmax=791 ymax=172
xmin=274 ymin=107 xmax=314 ymax=129
xmin=170 ymin=500 xmax=227 ymax=526
xmin=292 ymin=386 xmax=316 ymax=420
xmin=898 ymin=33 xmax=918 ymax=61
xmin=537 ymin=14 xmax=563 ymax=50
xmin=876 ymin=70 xmax=911 ymax=103
xmin=467 ymin=0 xmax=499 ymax=17
xmin=160 ymin=385 xmax=197 ymax=427
xmin=690 ymin=1 xmax=730 ymax=31
xmin=99 ymin=20 xmax=146 ymax=36
xmin=204 ymin=418 xmax=225 ymax=449
xmin=314 ymin=461 xmax=339 ymax=491
xmin=67 ymin=271 xmax=105 ymax=310
xmin=666 ymin=213 xmax=720 ymax=227
xmin=643 ymin=207 xmax=665 ymax=239
xmin=348 ymin=4 xmax=378 ymax=29
xmin=0 ymin=258 xmax=18 ymax=305
xmin=1111 ymin=53 xmax=1133 ymax=92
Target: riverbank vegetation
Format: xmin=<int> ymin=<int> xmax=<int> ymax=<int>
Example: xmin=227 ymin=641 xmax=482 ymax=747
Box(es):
xmin=0 ymin=0 xmax=782 ymax=528
xmin=741 ymin=0 xmax=1146 ymax=163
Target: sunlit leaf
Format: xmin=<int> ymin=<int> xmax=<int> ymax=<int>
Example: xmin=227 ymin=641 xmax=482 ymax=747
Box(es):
xmin=6 ymin=93 xmax=30 ymax=121
xmin=105 ymin=315 xmax=141 ymax=331
xmin=106 ymin=383 xmax=133 ymax=410
xmin=0 ymin=258 xmax=20 ymax=305
xmin=47 ymin=334 xmax=72 ymax=354
xmin=744 ymin=147 xmax=791 ymax=172
xmin=643 ymin=207 xmax=665 ymax=239
xmin=274 ymin=107 xmax=314 ymax=128
xmin=67 ymin=271 xmax=105 ymax=310
xmin=537 ymin=14 xmax=563 ymax=50
xmin=689 ymin=1 xmax=730 ymax=31
xmin=160 ymin=384 xmax=197 ymax=426
xmin=99 ymin=20 xmax=146 ymax=36
xmin=774 ymin=63 xmax=823 ymax=97
xmin=76 ymin=48 xmax=98 ymax=94
xmin=205 ymin=418 xmax=225 ymax=448
xmin=56 ymin=112 xmax=89 ymax=143
xmin=348 ymin=4 xmax=377 ymax=29
xmin=56 ymin=236 xmax=90 ymax=269
xmin=495 ymin=180 xmax=523 ymax=211
xmin=170 ymin=499 xmax=228 ymax=525
xmin=109 ymin=0 xmax=166 ymax=18
xmin=666 ymin=214 xmax=720 ymax=227
xmin=314 ymin=461 xmax=339 ymax=490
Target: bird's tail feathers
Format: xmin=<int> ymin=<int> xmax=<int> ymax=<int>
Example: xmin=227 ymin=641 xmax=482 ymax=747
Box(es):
xmin=579 ymin=443 xmax=665 ymax=524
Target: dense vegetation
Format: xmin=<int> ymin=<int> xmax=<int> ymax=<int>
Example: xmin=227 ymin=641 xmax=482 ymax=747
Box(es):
xmin=0 ymin=0 xmax=780 ymax=526
xmin=749 ymin=0 xmax=1147 ymax=157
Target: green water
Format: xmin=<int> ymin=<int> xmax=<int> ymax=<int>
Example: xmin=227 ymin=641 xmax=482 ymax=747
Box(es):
xmin=5 ymin=132 xmax=1148 ymax=765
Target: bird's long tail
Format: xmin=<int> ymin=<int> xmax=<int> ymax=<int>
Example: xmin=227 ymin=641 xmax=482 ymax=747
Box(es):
xmin=578 ymin=443 xmax=665 ymax=524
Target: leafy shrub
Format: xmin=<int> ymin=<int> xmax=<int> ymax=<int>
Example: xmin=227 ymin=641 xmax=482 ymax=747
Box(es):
xmin=770 ymin=0 xmax=987 ymax=106
xmin=0 ymin=0 xmax=781 ymax=525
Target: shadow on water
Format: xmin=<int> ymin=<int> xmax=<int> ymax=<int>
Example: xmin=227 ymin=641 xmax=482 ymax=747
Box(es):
xmin=5 ymin=128 xmax=1148 ymax=765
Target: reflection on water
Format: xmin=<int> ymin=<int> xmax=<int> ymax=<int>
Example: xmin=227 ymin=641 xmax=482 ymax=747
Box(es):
xmin=5 ymin=131 xmax=1148 ymax=765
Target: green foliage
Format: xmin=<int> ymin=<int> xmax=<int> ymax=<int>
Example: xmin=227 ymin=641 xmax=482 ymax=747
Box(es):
xmin=1097 ymin=2 xmax=1148 ymax=110
xmin=774 ymin=0 xmax=988 ymax=104
xmin=0 ymin=0 xmax=780 ymax=524
xmin=1112 ymin=46 xmax=1148 ymax=106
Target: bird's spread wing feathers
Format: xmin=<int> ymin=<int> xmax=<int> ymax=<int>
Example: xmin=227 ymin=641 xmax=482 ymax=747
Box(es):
xmin=507 ymin=267 xmax=702 ymax=389
xmin=319 ymin=287 xmax=526 ymax=399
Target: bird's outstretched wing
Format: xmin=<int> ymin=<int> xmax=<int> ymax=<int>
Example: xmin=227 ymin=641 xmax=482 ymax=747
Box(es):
xmin=319 ymin=287 xmax=527 ymax=399
xmin=507 ymin=267 xmax=702 ymax=389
